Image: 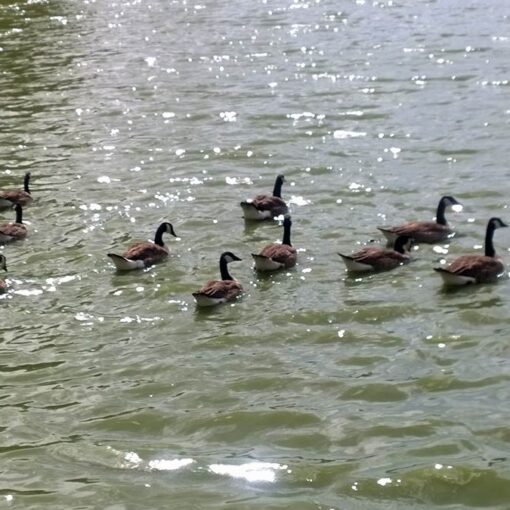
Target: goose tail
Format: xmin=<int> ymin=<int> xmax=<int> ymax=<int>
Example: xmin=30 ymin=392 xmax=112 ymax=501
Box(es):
xmin=338 ymin=253 xmax=373 ymax=273
xmin=252 ymin=253 xmax=284 ymax=271
xmin=434 ymin=267 xmax=475 ymax=286
xmin=192 ymin=292 xmax=226 ymax=307
xmin=107 ymin=253 xmax=144 ymax=271
xmin=240 ymin=202 xmax=271 ymax=220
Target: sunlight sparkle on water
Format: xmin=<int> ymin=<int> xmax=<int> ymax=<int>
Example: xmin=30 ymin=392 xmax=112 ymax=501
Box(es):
xmin=288 ymin=195 xmax=310 ymax=206
xmin=226 ymin=176 xmax=253 ymax=185
xmin=75 ymin=312 xmax=94 ymax=322
xmin=14 ymin=288 xmax=43 ymax=297
xmin=209 ymin=462 xmax=288 ymax=483
xmin=119 ymin=315 xmax=162 ymax=323
xmin=288 ymin=112 xmax=315 ymax=121
xmin=148 ymin=458 xmax=194 ymax=471
xmin=219 ymin=111 xmax=237 ymax=122
xmin=124 ymin=451 xmax=142 ymax=466
xmin=333 ymin=130 xmax=366 ymax=139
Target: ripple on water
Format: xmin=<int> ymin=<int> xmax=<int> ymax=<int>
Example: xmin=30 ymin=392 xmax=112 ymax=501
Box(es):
xmin=178 ymin=409 xmax=322 ymax=443
xmin=349 ymin=464 xmax=510 ymax=507
xmin=340 ymin=383 xmax=409 ymax=403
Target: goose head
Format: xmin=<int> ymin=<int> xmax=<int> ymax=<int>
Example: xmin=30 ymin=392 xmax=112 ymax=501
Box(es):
xmin=221 ymin=251 xmax=242 ymax=264
xmin=154 ymin=222 xmax=177 ymax=247
xmin=441 ymin=195 xmax=462 ymax=212
xmin=489 ymin=217 xmax=508 ymax=230
xmin=163 ymin=222 xmax=177 ymax=237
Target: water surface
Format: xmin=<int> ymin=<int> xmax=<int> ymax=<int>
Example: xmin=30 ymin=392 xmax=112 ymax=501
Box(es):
xmin=1 ymin=0 xmax=509 ymax=508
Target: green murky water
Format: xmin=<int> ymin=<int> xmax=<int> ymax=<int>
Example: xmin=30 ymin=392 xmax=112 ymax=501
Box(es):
xmin=1 ymin=0 xmax=509 ymax=508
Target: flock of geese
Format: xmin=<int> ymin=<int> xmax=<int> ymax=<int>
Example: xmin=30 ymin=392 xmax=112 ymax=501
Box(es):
xmin=0 ymin=173 xmax=507 ymax=305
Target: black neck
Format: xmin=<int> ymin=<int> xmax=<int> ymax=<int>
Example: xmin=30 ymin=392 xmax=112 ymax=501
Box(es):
xmin=154 ymin=224 xmax=166 ymax=246
xmin=436 ymin=198 xmax=448 ymax=225
xmin=394 ymin=237 xmax=407 ymax=254
xmin=485 ymin=222 xmax=497 ymax=257
xmin=15 ymin=205 xmax=22 ymax=224
xmin=220 ymin=257 xmax=233 ymax=280
xmin=282 ymin=221 xmax=292 ymax=246
xmin=24 ymin=173 xmax=30 ymax=194
xmin=273 ymin=177 xmax=283 ymax=198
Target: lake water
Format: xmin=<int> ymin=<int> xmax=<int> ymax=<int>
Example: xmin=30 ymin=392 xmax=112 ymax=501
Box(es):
xmin=1 ymin=0 xmax=509 ymax=508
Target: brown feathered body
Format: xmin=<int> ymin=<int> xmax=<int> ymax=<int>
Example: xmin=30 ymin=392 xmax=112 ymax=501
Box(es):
xmin=0 ymin=222 xmax=27 ymax=242
xmin=252 ymin=194 xmax=287 ymax=216
xmin=439 ymin=255 xmax=504 ymax=284
xmin=122 ymin=242 xmax=169 ymax=265
xmin=341 ymin=246 xmax=410 ymax=272
xmin=241 ymin=194 xmax=288 ymax=220
xmin=194 ymin=279 xmax=243 ymax=301
xmin=0 ymin=190 xmax=32 ymax=208
xmin=257 ymin=243 xmax=296 ymax=268
xmin=379 ymin=221 xmax=452 ymax=244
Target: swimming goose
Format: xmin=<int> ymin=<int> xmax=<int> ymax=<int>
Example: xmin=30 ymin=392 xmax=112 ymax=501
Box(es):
xmin=252 ymin=215 xmax=297 ymax=271
xmin=0 ymin=254 xmax=7 ymax=293
xmin=0 ymin=204 xmax=28 ymax=242
xmin=107 ymin=222 xmax=177 ymax=270
xmin=338 ymin=235 xmax=413 ymax=272
xmin=240 ymin=174 xmax=288 ymax=220
xmin=434 ymin=217 xmax=507 ymax=286
xmin=193 ymin=251 xmax=243 ymax=307
xmin=378 ymin=195 xmax=461 ymax=244
xmin=0 ymin=172 xmax=33 ymax=209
